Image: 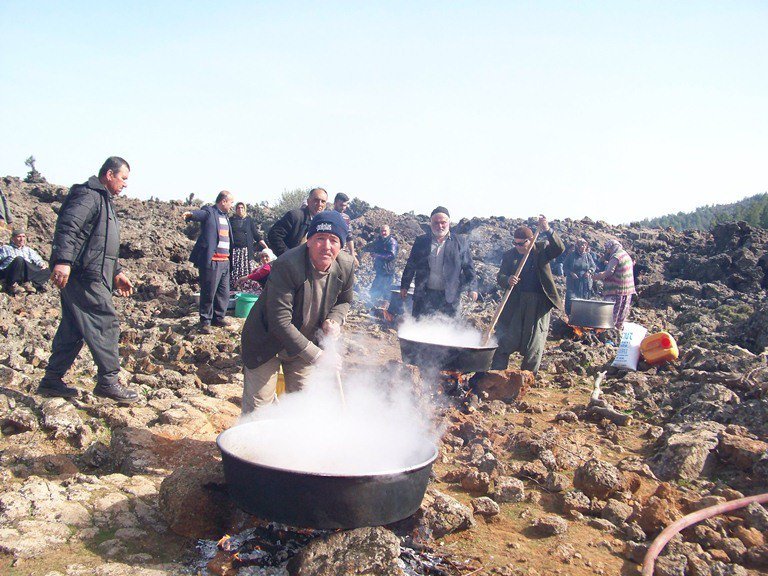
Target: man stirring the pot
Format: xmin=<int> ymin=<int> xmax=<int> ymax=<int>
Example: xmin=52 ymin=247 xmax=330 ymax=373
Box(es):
xmin=240 ymin=211 xmax=354 ymax=414
xmin=490 ymin=216 xmax=564 ymax=375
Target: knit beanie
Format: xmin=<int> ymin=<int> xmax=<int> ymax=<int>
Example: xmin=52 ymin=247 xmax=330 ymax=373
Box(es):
xmin=307 ymin=210 xmax=348 ymax=247
xmin=430 ymin=206 xmax=450 ymax=218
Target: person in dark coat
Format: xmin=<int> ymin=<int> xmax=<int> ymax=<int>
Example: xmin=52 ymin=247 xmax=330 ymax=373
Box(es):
xmin=267 ymin=188 xmax=328 ymax=256
xmin=230 ymin=202 xmax=267 ymax=289
xmin=183 ymin=191 xmax=235 ymax=333
xmin=563 ymin=238 xmax=596 ymax=314
xmin=400 ymin=206 xmax=477 ymax=318
xmin=37 ymin=157 xmax=138 ymax=403
xmin=490 ymin=216 xmax=564 ymax=374
xmin=364 ymin=224 xmax=398 ymax=305
xmin=241 ymin=211 xmax=354 ymax=414
xmin=0 ymin=228 xmax=50 ymax=294
xmin=0 ymin=189 xmax=13 ymax=229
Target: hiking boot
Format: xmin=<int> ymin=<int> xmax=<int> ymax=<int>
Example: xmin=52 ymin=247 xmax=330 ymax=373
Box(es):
xmin=93 ymin=383 xmax=139 ymax=404
xmin=22 ymin=282 xmax=36 ymax=294
xmin=6 ymin=284 xmax=24 ymax=296
xmin=211 ymin=317 xmax=231 ymax=327
xmin=37 ymin=377 xmax=78 ymax=398
xmin=199 ymin=323 xmax=213 ymax=334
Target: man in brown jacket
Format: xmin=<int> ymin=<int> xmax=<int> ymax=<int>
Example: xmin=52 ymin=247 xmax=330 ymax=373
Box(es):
xmin=491 ymin=216 xmax=564 ymax=374
xmin=240 ymin=211 xmax=354 ymax=414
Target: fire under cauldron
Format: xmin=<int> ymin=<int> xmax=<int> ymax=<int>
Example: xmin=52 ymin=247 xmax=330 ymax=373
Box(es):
xmin=217 ymin=420 xmax=437 ymax=530
xmin=398 ymin=336 xmax=497 ymax=373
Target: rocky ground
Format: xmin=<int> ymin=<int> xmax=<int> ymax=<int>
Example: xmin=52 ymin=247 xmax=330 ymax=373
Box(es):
xmin=1 ymin=176 xmax=768 ymax=575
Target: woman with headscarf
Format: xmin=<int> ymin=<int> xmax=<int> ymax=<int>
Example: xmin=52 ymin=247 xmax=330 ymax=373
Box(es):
xmin=593 ymin=239 xmax=635 ymax=331
xmin=563 ymin=239 xmax=596 ymax=314
xmin=238 ymin=248 xmax=277 ymax=294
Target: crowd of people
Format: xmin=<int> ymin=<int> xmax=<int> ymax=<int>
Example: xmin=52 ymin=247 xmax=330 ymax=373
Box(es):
xmin=2 ymin=156 xmax=637 ymax=411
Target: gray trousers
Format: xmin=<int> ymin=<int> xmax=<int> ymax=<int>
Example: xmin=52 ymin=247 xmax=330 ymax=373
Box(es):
xmin=199 ymin=260 xmax=230 ymax=324
xmin=491 ymin=291 xmax=552 ymax=374
xmin=45 ymin=276 xmax=120 ymax=386
xmin=241 ymin=354 xmax=314 ymax=415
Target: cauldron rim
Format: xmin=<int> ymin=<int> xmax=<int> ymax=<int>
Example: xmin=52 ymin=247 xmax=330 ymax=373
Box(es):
xmin=397 ymin=334 xmax=497 ymax=352
xmin=216 ymin=419 xmax=438 ymax=478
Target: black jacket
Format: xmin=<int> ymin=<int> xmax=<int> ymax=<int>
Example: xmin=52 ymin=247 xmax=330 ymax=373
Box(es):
xmin=187 ymin=205 xmax=233 ymax=268
xmin=230 ymin=215 xmax=264 ymax=263
xmin=401 ymin=232 xmax=477 ymax=306
xmin=51 ymin=176 xmax=121 ymax=289
xmin=267 ymin=207 xmax=313 ymax=256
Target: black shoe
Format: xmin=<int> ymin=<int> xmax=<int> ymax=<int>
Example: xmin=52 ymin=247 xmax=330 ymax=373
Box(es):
xmin=199 ymin=323 xmax=213 ymax=334
xmin=37 ymin=378 xmax=78 ymax=398
xmin=211 ymin=317 xmax=231 ymax=327
xmin=93 ymin=383 xmax=139 ymax=404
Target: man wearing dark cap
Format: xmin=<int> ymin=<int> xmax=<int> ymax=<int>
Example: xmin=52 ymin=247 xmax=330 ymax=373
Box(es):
xmin=400 ymin=206 xmax=477 ymax=318
xmin=240 ymin=210 xmax=355 ymax=414
xmin=490 ymin=216 xmax=564 ymax=374
xmin=268 ymin=187 xmax=328 ymax=256
xmin=0 ymin=229 xmax=50 ymax=295
xmin=38 ymin=157 xmax=138 ymax=403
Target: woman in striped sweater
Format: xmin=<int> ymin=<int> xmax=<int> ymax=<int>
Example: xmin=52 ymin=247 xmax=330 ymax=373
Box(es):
xmin=593 ymin=239 xmax=635 ymax=331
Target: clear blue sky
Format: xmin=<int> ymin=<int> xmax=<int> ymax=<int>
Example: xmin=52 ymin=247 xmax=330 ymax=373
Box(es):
xmin=1 ymin=1 xmax=766 ymax=223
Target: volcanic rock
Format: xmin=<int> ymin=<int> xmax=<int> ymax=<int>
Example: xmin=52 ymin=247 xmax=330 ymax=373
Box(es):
xmin=572 ymin=459 xmax=627 ymax=500
xmin=471 ymin=496 xmax=501 ymax=518
xmin=493 ymin=476 xmax=525 ymax=503
xmin=470 ymin=369 xmax=533 ymax=403
xmin=287 ymin=526 xmax=402 ymax=576
xmin=395 ymin=487 xmax=475 ymax=540
xmin=530 ymin=514 xmax=569 ymax=536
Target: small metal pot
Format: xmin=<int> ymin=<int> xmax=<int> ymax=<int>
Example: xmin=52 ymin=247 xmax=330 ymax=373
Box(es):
xmin=568 ymin=298 xmax=615 ymax=329
xmin=217 ymin=420 xmax=437 ymax=529
xmin=398 ymin=336 xmax=497 ymax=372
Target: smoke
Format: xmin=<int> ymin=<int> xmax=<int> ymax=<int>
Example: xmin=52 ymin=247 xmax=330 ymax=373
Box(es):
xmin=397 ymin=314 xmax=495 ymax=347
xmin=228 ymin=334 xmax=440 ymax=475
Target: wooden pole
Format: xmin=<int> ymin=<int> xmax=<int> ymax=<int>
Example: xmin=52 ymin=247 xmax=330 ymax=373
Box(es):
xmin=335 ymin=371 xmax=347 ymax=409
xmin=482 ymin=228 xmax=541 ymax=345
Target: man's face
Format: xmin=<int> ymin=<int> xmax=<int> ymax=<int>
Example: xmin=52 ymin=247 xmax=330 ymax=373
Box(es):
xmin=380 ymin=226 xmax=390 ymax=238
xmin=576 ymin=241 xmax=588 ymax=254
xmin=105 ymin=165 xmax=129 ymax=196
xmin=219 ymin=194 xmax=234 ymax=214
xmin=430 ymin=213 xmax=450 ymax=239
xmin=235 ymin=204 xmax=246 ymax=218
xmin=11 ymin=233 xmax=26 ymax=248
xmin=513 ymin=236 xmax=531 ymax=255
xmin=307 ymin=232 xmax=341 ymax=271
xmin=334 ymin=199 xmax=349 ymax=213
xmin=307 ymin=190 xmax=328 ymax=216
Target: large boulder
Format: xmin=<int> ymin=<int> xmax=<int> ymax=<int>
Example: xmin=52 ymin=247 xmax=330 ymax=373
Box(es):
xmin=573 ymin=459 xmax=627 ymax=500
xmin=470 ymin=369 xmax=533 ymax=403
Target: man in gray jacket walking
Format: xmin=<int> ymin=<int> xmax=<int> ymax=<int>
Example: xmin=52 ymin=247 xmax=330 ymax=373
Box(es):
xmin=37 ymin=157 xmax=138 ymax=403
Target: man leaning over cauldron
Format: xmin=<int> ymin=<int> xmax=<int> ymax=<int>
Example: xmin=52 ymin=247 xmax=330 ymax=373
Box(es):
xmin=240 ymin=211 xmax=354 ymax=414
xmin=490 ymin=216 xmax=564 ymax=375
xmin=400 ymin=206 xmax=477 ymax=318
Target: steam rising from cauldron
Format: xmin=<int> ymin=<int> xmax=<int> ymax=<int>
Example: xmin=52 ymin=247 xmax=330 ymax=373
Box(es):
xmin=232 ymin=335 xmax=440 ymax=475
xmin=397 ymin=314 xmax=495 ymax=347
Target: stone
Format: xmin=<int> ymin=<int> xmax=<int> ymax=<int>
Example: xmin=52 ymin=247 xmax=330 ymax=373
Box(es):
xmin=717 ymin=433 xmax=768 ymax=470
xmin=717 ymin=536 xmax=747 ymax=563
xmin=561 ymin=490 xmax=591 ymax=515
xmin=654 ymin=554 xmax=687 ymax=576
xmin=471 ymin=497 xmax=500 ymax=517
xmin=287 ymin=527 xmax=403 ymax=576
xmin=730 ymin=524 xmax=764 ymax=548
xmin=157 ymin=463 xmax=235 ymax=539
xmin=601 ymin=498 xmax=633 ymax=525
xmin=742 ymin=502 xmax=768 ymax=531
xmin=40 ymin=398 xmax=85 ymax=440
xmin=471 ymin=369 xmax=533 ymax=403
xmin=636 ymin=495 xmax=683 ymax=536
xmin=573 ymin=459 xmax=627 ymax=500
xmin=710 ymin=562 xmax=748 ymax=576
xmin=461 ymin=469 xmax=491 ymax=493
xmin=530 ymin=515 xmax=568 ymax=536
xmin=624 ymin=521 xmax=647 ymax=542
xmin=745 ymin=544 xmax=768 ymax=568
xmin=544 ymin=472 xmax=569 ymax=492
xmin=2 ymin=407 xmax=38 ymax=433
xmin=587 ymin=518 xmax=617 ymax=532
xmin=493 ymin=477 xmax=525 ymax=503
xmin=651 ymin=422 xmax=722 ymax=481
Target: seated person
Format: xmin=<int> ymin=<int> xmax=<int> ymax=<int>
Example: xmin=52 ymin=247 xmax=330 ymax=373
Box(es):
xmin=239 ymin=248 xmax=277 ymax=292
xmin=0 ymin=229 xmax=50 ymax=295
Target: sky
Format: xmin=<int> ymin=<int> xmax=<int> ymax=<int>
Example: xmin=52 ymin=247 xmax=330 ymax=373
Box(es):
xmin=1 ymin=1 xmax=766 ymax=224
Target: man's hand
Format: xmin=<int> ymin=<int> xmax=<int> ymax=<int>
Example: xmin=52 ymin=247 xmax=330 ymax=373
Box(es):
xmin=468 ymin=291 xmax=478 ymax=302
xmin=537 ymin=214 xmax=550 ymax=233
xmin=508 ymin=275 xmax=520 ymax=288
xmin=322 ymin=319 xmax=341 ymax=339
xmin=52 ymin=263 xmax=71 ymax=289
xmin=182 ymin=211 xmax=193 ymax=220
xmin=114 ymin=272 xmax=134 ymax=297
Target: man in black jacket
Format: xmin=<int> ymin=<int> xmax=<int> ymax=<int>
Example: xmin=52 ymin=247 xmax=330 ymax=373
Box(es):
xmin=400 ymin=206 xmax=477 ymax=318
xmin=267 ymin=188 xmax=327 ymax=256
xmin=37 ymin=157 xmax=138 ymax=403
xmin=183 ymin=191 xmax=235 ymax=333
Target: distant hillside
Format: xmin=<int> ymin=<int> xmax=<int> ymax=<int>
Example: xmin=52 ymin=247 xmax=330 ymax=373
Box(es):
xmin=635 ymin=193 xmax=768 ymax=231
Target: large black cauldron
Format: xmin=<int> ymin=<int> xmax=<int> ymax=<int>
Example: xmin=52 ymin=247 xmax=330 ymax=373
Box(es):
xmin=398 ymin=336 xmax=497 ymax=373
xmin=216 ymin=420 xmax=437 ymax=529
